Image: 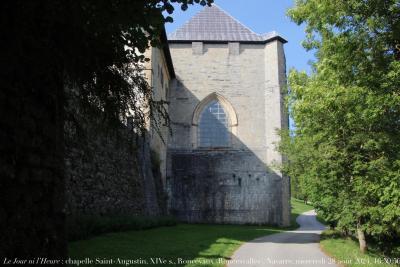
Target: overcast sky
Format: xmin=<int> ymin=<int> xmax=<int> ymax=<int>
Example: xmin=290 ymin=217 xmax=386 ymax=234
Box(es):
xmin=165 ymin=0 xmax=316 ymax=75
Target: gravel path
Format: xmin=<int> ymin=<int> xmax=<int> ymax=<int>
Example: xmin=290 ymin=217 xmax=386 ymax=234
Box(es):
xmin=228 ymin=210 xmax=338 ymax=267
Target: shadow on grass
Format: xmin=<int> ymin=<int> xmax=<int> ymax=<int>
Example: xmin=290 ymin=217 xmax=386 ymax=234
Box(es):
xmin=69 ymin=199 xmax=316 ymax=267
xmin=69 ymin=224 xmax=285 ymax=267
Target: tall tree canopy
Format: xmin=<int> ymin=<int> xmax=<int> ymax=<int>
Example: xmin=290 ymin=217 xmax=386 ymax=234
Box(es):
xmin=3 ymin=0 xmax=213 ymax=131
xmin=1 ymin=0 xmax=213 ymax=258
xmin=281 ymin=0 xmax=400 ymax=254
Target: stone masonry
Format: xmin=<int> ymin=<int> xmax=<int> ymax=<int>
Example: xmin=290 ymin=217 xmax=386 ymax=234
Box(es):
xmin=166 ymin=5 xmax=290 ymax=226
xmin=64 ymin=32 xmax=175 ymax=219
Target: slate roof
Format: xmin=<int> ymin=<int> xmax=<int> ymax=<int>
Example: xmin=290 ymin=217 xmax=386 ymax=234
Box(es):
xmin=168 ymin=4 xmax=287 ymax=43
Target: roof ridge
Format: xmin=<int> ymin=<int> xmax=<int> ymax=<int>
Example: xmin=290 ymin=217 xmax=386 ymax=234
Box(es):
xmin=168 ymin=4 xmax=287 ymax=43
xmin=168 ymin=5 xmax=205 ymax=38
xmin=211 ymin=4 xmax=261 ymax=37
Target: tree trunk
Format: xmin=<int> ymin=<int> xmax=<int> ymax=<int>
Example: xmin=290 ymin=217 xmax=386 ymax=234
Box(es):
xmin=357 ymin=222 xmax=367 ymax=253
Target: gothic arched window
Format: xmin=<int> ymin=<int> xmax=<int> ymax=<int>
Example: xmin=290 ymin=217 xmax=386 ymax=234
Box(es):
xmin=198 ymin=100 xmax=230 ymax=147
xmin=192 ymin=93 xmax=238 ymax=148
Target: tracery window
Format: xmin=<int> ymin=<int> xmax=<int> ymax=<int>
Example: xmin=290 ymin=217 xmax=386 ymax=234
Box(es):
xmin=198 ymin=100 xmax=230 ymax=147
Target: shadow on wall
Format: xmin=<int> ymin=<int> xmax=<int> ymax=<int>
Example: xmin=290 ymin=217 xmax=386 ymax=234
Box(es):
xmin=167 ymin=77 xmax=287 ymax=226
xmin=64 ymin=93 xmax=164 ymax=218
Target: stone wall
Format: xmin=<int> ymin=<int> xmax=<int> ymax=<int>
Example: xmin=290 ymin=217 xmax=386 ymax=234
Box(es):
xmin=64 ymin=43 xmax=174 ymax=220
xmin=167 ymin=41 xmax=290 ymax=226
xmin=64 ymin=90 xmax=162 ymax=217
xmin=167 ymin=43 xmax=268 ymax=153
xmin=168 ymin=150 xmax=284 ymax=224
xmin=144 ymin=46 xmax=173 ymax=188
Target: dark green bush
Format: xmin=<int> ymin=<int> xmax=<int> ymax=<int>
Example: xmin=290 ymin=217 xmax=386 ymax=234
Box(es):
xmin=67 ymin=215 xmax=177 ymax=241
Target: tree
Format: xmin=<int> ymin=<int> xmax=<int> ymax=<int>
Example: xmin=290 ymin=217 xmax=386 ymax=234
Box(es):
xmin=280 ymin=0 xmax=400 ymax=254
xmin=0 ymin=0 xmax=213 ymax=258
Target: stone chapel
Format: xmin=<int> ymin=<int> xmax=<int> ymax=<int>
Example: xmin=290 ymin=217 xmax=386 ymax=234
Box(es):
xmin=64 ymin=4 xmax=290 ymax=228
xmin=158 ymin=5 xmax=291 ymax=226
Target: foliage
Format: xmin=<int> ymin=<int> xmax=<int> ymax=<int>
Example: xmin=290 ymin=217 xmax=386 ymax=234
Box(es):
xmin=3 ymin=0 xmax=213 ymax=134
xmin=2 ymin=0 xmax=214 ymax=257
xmin=69 ymin=224 xmax=283 ymax=267
xmin=66 ymin=215 xmax=177 ymax=242
xmin=280 ymin=0 xmax=400 ymax=255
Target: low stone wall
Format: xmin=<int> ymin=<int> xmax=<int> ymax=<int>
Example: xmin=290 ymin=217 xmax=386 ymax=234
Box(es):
xmin=167 ymin=150 xmax=284 ymax=225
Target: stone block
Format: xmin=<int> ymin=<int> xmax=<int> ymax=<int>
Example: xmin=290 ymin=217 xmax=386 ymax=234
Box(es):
xmin=192 ymin=42 xmax=204 ymax=55
xmin=228 ymin=42 xmax=240 ymax=55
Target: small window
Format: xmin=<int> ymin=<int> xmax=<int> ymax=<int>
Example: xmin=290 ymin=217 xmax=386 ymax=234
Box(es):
xmin=159 ymin=65 xmax=164 ymax=88
xmin=198 ymin=100 xmax=230 ymax=147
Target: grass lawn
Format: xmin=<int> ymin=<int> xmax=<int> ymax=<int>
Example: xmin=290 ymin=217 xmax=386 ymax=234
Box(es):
xmin=68 ymin=198 xmax=311 ymax=267
xmin=68 ymin=224 xmax=283 ymax=267
xmin=320 ymin=230 xmax=398 ymax=267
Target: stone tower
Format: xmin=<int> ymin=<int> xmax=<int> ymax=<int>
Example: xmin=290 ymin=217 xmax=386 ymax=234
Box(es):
xmin=166 ymin=5 xmax=290 ymax=226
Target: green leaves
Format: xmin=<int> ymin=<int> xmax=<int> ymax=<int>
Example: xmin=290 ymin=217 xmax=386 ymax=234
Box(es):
xmin=8 ymin=0 xmax=214 ymax=134
xmin=281 ymin=0 xmax=400 ymax=255
xmin=181 ymin=3 xmax=189 ymax=11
